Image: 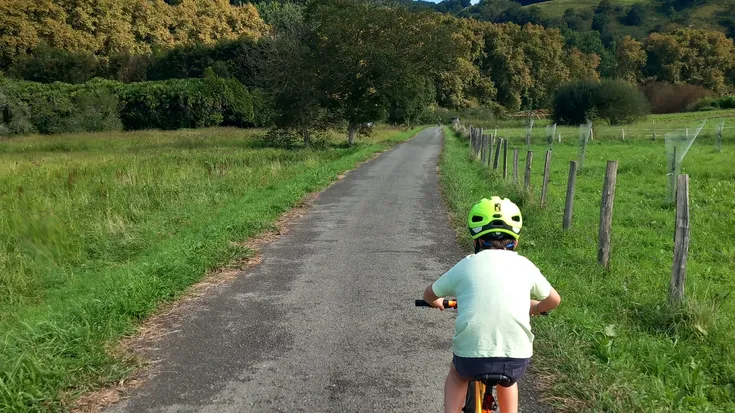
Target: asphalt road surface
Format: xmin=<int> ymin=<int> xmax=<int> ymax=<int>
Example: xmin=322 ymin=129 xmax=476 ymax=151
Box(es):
xmin=107 ymin=127 xmax=551 ymax=413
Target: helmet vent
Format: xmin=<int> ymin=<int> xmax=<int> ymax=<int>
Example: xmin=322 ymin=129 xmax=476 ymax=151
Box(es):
xmin=512 ymin=215 xmax=521 ymax=222
xmin=493 ymin=214 xmax=502 ymax=218
xmin=471 ymin=215 xmax=484 ymax=223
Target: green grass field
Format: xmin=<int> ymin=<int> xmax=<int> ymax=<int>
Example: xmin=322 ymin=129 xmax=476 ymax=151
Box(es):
xmin=462 ymin=109 xmax=735 ymax=143
xmin=440 ymin=118 xmax=735 ymax=411
xmin=0 ymin=125 xmax=423 ymax=412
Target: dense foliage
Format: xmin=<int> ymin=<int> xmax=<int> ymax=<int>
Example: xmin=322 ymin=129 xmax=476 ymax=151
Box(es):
xmin=0 ymin=74 xmax=263 ymax=135
xmin=553 ymin=78 xmax=650 ymax=125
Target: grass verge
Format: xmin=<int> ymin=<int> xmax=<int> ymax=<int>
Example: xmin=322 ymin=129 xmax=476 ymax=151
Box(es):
xmin=0 ymin=125 xmax=425 ymax=412
xmin=439 ymin=126 xmax=735 ymax=412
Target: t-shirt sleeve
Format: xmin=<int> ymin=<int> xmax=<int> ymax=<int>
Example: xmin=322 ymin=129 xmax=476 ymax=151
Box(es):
xmin=530 ymin=265 xmax=552 ymax=300
xmin=432 ymin=258 xmax=466 ymax=297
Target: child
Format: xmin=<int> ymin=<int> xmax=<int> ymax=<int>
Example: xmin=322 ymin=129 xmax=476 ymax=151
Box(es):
xmin=422 ymin=196 xmax=561 ymax=413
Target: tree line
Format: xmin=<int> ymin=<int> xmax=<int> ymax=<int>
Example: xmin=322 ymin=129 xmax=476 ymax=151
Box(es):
xmin=1 ymin=0 xmax=734 ymax=143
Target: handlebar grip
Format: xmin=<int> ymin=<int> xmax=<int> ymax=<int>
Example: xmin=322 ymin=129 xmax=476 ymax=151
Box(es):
xmin=415 ymin=299 xmax=457 ymax=308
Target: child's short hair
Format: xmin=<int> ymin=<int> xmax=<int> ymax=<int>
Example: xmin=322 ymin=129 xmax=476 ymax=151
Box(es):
xmin=476 ymin=233 xmax=516 ymax=252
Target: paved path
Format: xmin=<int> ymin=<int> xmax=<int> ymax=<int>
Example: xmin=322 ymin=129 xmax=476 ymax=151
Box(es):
xmin=107 ymin=128 xmax=550 ymax=412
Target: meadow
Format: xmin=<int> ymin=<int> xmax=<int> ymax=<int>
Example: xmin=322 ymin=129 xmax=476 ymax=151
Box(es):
xmin=0 ymin=125 xmax=422 ymax=412
xmin=460 ymin=109 xmax=735 ymax=143
xmin=440 ymin=113 xmax=735 ymax=411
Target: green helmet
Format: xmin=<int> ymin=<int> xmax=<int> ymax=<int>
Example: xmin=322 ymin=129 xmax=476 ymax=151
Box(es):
xmin=467 ymin=196 xmax=523 ymax=240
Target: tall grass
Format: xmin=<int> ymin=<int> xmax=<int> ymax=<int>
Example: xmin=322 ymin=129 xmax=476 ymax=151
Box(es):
xmin=440 ymin=123 xmax=735 ymax=412
xmin=0 ymin=125 xmax=424 ymax=412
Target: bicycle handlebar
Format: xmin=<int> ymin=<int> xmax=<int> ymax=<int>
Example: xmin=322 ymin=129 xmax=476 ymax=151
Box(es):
xmin=415 ymin=299 xmax=457 ymax=308
xmin=415 ymin=299 xmax=550 ymax=315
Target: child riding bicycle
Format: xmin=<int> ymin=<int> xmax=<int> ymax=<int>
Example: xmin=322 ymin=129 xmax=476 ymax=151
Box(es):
xmin=422 ymin=196 xmax=561 ymax=413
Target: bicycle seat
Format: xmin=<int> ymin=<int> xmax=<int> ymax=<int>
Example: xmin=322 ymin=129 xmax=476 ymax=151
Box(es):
xmin=475 ymin=374 xmax=512 ymax=387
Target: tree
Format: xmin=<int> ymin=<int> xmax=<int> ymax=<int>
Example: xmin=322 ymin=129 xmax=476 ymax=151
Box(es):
xmin=644 ymin=28 xmax=735 ymax=92
xmin=306 ymin=0 xmax=464 ymax=144
xmin=253 ymin=3 xmax=327 ymax=147
xmin=479 ymin=22 xmax=599 ymax=110
xmin=623 ymin=3 xmax=647 ymax=26
xmin=387 ymin=75 xmax=435 ymax=126
xmin=615 ymin=35 xmax=646 ymax=83
xmin=0 ymin=0 xmax=267 ymax=73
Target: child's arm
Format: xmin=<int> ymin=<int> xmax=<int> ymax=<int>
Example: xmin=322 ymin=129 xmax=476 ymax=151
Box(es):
xmin=530 ymin=287 xmax=561 ymax=316
xmin=423 ymin=283 xmax=446 ymax=310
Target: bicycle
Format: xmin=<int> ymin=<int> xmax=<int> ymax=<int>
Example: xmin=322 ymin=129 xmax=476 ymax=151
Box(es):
xmin=415 ymin=298 xmax=546 ymax=413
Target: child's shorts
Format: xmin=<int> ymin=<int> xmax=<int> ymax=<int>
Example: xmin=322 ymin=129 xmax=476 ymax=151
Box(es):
xmin=452 ymin=355 xmax=530 ymax=387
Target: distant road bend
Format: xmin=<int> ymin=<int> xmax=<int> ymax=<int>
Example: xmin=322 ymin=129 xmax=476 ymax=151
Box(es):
xmin=107 ymin=127 xmax=550 ymax=413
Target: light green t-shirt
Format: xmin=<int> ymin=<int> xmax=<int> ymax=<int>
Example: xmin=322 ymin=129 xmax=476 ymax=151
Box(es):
xmin=432 ymin=249 xmax=552 ymax=359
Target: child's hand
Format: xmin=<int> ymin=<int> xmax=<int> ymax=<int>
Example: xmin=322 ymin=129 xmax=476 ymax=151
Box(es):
xmin=530 ymin=300 xmax=540 ymax=316
xmin=431 ymin=297 xmax=445 ymax=311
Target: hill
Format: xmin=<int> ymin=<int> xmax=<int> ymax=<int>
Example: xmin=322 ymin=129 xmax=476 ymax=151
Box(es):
xmin=413 ymin=0 xmax=735 ymax=42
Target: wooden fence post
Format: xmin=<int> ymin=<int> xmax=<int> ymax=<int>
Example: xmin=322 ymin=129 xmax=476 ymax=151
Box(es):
xmin=493 ymin=138 xmax=502 ymax=170
xmin=480 ymin=128 xmax=485 ymax=160
xmin=598 ymin=160 xmax=619 ymax=269
xmin=480 ymin=134 xmax=487 ymax=164
xmin=524 ymin=151 xmax=533 ymax=190
xmin=540 ymin=150 xmax=552 ymax=208
xmin=563 ymin=161 xmax=577 ymax=230
xmin=513 ymin=149 xmax=519 ymax=184
xmin=502 ymin=140 xmax=509 ymax=179
xmin=669 ymin=174 xmax=690 ymax=303
xmin=488 ymin=134 xmax=494 ymax=167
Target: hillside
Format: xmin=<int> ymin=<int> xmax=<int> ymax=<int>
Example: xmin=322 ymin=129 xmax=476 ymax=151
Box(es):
xmin=414 ymin=0 xmax=735 ymax=42
xmin=530 ymin=0 xmax=735 ymax=37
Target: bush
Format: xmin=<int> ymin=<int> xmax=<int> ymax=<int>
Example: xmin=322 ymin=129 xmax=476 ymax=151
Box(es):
xmin=716 ymin=95 xmax=735 ymax=109
xmin=553 ymin=79 xmax=649 ymax=125
xmin=0 ymin=78 xmax=122 ymax=135
xmin=118 ymin=76 xmax=255 ymax=131
xmin=641 ymin=81 xmax=712 ymax=114
xmin=595 ymin=79 xmax=650 ymax=124
xmin=0 ymin=90 xmax=34 ymax=136
xmin=552 ymin=79 xmax=600 ymax=125
xmin=687 ymin=97 xmax=717 ymax=112
xmin=1 ymin=75 xmax=259 ymax=135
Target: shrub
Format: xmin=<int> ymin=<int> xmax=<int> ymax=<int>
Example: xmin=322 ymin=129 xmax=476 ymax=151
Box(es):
xmin=118 ymin=76 xmax=255 ymax=131
xmin=553 ymin=79 xmax=649 ymax=125
xmin=641 ymin=81 xmax=712 ymax=114
xmin=0 ymin=78 xmax=122 ymax=135
xmin=687 ymin=97 xmax=717 ymax=112
xmin=716 ymin=95 xmax=735 ymax=109
xmin=552 ymin=79 xmax=600 ymax=125
xmin=595 ymin=78 xmax=650 ymax=124
xmin=0 ymin=89 xmax=34 ymax=136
